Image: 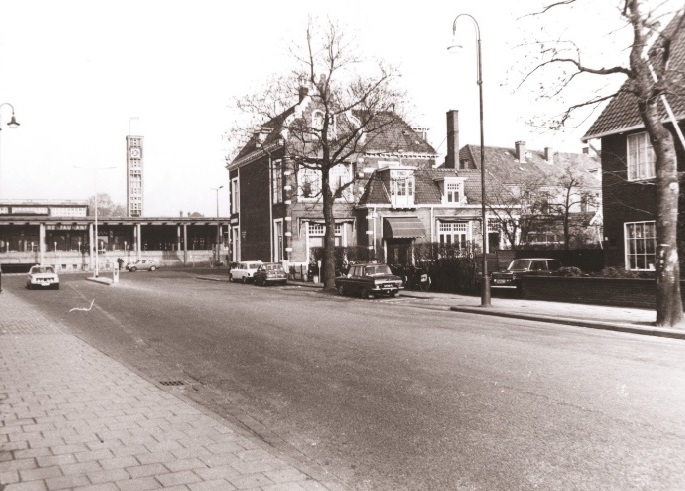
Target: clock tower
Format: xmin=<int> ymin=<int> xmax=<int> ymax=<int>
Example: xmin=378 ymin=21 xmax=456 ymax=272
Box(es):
xmin=126 ymin=135 xmax=144 ymax=217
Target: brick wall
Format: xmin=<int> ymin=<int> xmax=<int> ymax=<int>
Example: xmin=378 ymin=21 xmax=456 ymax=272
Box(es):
xmin=522 ymin=275 xmax=685 ymax=309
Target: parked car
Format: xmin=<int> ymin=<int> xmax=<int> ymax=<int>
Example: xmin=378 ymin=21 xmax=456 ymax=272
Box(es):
xmin=490 ymin=258 xmax=561 ymax=291
xmin=127 ymin=259 xmax=160 ymax=272
xmin=26 ymin=265 xmax=60 ymax=290
xmin=230 ymin=261 xmax=262 ymax=283
xmin=253 ymin=262 xmax=288 ymax=286
xmin=335 ymin=262 xmax=404 ymax=298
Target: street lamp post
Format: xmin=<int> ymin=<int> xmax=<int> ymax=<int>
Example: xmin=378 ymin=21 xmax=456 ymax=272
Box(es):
xmin=212 ymin=185 xmax=224 ymax=265
xmin=0 ymin=103 xmax=21 ymax=199
xmin=212 ymin=185 xmax=224 ymax=217
xmin=450 ymin=14 xmax=491 ymax=307
xmin=75 ymin=165 xmax=116 ymax=277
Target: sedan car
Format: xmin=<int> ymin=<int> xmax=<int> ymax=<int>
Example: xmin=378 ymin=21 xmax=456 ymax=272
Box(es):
xmin=229 ymin=261 xmax=262 ymax=283
xmin=253 ymin=262 xmax=288 ymax=286
xmin=490 ymin=258 xmax=561 ymax=291
xmin=335 ymin=262 xmax=404 ymax=298
xmin=127 ymin=259 xmax=160 ymax=272
xmin=26 ymin=265 xmax=60 ymax=290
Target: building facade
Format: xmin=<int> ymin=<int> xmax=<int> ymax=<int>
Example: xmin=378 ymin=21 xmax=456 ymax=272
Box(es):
xmin=227 ymin=89 xmax=439 ymax=266
xmin=582 ymin=13 xmax=685 ymax=271
xmin=0 ymin=200 xmax=226 ymax=272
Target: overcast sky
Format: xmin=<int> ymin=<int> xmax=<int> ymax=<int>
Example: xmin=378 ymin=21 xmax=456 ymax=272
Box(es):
xmin=0 ymin=0 xmax=677 ymax=216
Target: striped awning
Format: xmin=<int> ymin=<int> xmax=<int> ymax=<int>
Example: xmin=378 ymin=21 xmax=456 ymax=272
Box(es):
xmin=383 ymin=217 xmax=426 ymax=239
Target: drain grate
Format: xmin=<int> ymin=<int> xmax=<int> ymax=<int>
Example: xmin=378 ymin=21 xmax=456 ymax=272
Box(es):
xmin=159 ymin=380 xmax=185 ymax=386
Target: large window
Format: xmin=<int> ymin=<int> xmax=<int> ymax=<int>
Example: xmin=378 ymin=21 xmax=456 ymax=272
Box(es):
xmin=625 ymin=221 xmax=656 ymax=270
xmin=438 ymin=221 xmax=468 ymax=248
xmin=330 ymin=164 xmax=352 ymax=199
xmin=272 ymin=160 xmax=283 ymax=204
xmin=231 ymin=178 xmax=239 ymax=214
xmin=627 ymin=132 xmax=656 ymax=181
xmin=308 ymin=222 xmax=342 ymax=247
xmin=299 ymin=168 xmax=321 ymax=199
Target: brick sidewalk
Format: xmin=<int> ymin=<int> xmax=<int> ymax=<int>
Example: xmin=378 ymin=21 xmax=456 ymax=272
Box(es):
xmin=0 ymin=291 xmax=342 ymax=491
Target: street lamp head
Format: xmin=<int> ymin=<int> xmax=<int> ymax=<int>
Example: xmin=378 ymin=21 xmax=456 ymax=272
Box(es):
xmin=7 ymin=115 xmax=20 ymax=128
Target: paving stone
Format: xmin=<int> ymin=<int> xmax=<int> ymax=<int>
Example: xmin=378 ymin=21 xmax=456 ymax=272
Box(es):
xmin=115 ymin=476 xmax=163 ymax=491
xmin=228 ymin=472 xmax=275 ymax=489
xmin=156 ymin=470 xmax=202 ymax=487
xmin=45 ymin=474 xmax=91 ymax=490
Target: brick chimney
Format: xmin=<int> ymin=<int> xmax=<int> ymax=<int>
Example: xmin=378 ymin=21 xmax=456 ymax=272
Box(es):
xmin=582 ymin=146 xmax=589 ymax=154
xmin=515 ymin=141 xmax=526 ymax=163
xmin=544 ymin=146 xmax=554 ymax=162
xmin=445 ymin=110 xmax=459 ymax=169
xmin=298 ymin=85 xmax=309 ymax=102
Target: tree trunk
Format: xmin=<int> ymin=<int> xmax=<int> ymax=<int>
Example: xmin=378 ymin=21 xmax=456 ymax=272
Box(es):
xmin=654 ymin=128 xmax=684 ymax=326
xmin=321 ymin=168 xmax=337 ymax=291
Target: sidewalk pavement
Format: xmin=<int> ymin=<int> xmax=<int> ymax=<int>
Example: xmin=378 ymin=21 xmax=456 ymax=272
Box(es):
xmin=197 ymin=273 xmax=685 ymax=341
xmin=0 ymin=289 xmax=343 ymax=491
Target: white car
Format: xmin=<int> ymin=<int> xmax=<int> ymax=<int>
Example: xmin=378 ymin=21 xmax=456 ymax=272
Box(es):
xmin=26 ymin=265 xmax=60 ymax=290
xmin=230 ymin=261 xmax=262 ymax=283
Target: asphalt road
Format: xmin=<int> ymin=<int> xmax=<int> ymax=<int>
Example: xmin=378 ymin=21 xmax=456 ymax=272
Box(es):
xmin=4 ymin=270 xmax=685 ymax=490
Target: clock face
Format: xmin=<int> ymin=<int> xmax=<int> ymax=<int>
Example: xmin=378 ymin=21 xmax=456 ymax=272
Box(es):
xmin=129 ymin=147 xmax=141 ymax=159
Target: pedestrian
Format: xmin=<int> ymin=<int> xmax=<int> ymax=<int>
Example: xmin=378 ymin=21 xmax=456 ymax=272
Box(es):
xmin=117 ymin=257 xmax=124 ymax=270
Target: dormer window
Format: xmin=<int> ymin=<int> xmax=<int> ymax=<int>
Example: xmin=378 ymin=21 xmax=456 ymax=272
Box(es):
xmin=390 ymin=169 xmax=415 ymax=208
xmin=440 ymin=177 xmax=465 ymax=205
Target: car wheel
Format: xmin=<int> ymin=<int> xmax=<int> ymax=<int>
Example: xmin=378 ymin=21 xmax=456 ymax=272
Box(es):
xmin=26 ymin=283 xmax=32 ymax=290
xmin=360 ymin=287 xmax=370 ymax=299
xmin=229 ymin=273 xmax=233 ymax=282
xmin=337 ymin=284 xmax=346 ymax=296
xmin=129 ymin=267 xmax=137 ymax=272
xmin=389 ymin=291 xmax=396 ymax=298
xmin=149 ymin=266 xmax=156 ymax=271
xmin=419 ymin=277 xmax=431 ymax=292
xmin=242 ymin=276 xmax=247 ymax=284
xmin=54 ymin=284 xmax=60 ymax=290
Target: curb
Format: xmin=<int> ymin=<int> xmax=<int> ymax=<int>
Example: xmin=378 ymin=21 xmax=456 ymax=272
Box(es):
xmin=449 ymin=306 xmax=685 ymax=340
xmin=85 ymin=276 xmax=116 ymax=285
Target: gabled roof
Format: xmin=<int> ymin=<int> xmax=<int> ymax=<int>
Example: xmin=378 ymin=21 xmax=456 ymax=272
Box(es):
xmin=357 ymin=167 xmax=490 ymax=206
xmin=583 ymin=13 xmax=685 ymax=140
xmin=229 ymin=97 xmax=437 ymax=169
xmin=458 ymin=144 xmax=601 ymax=189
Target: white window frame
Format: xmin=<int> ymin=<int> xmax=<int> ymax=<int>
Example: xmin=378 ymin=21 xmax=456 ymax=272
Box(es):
xmin=272 ymin=159 xmax=283 ymax=204
xmin=443 ymin=178 xmax=464 ymax=204
xmin=231 ymin=177 xmax=240 ymax=214
xmin=438 ymin=221 xmax=468 ymax=248
xmin=330 ymin=163 xmax=353 ymax=200
xmin=624 ymin=221 xmax=656 ymax=271
xmin=298 ymin=167 xmax=321 ymax=200
xmin=390 ymin=170 xmax=415 ymax=207
xmin=627 ymin=132 xmax=656 ymax=181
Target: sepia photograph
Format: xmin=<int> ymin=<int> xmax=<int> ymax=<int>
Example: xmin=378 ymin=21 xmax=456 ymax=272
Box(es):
xmin=1 ymin=0 xmax=684 ymax=489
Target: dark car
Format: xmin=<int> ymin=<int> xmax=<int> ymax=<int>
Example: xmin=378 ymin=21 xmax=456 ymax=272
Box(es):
xmin=490 ymin=258 xmax=561 ymax=291
xmin=335 ymin=262 xmax=404 ymax=299
xmin=253 ymin=262 xmax=288 ymax=286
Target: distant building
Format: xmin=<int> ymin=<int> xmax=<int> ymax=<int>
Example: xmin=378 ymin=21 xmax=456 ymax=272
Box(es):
xmin=0 ymin=199 xmax=225 ymax=272
xmin=126 ymin=135 xmax=144 ymax=217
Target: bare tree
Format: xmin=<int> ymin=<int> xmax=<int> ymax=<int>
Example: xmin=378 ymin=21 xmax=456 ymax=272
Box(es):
xmin=517 ymin=0 xmax=685 ymax=327
xmin=87 ymin=194 xmax=126 ymax=218
xmin=230 ymin=18 xmax=405 ymax=290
